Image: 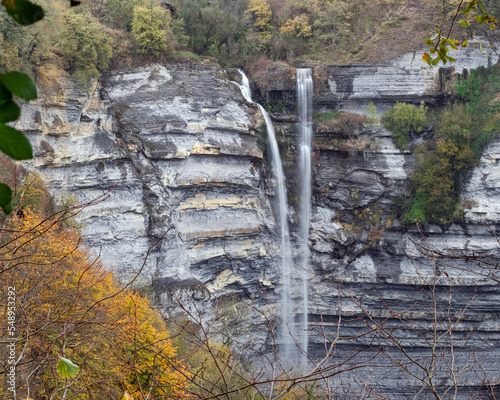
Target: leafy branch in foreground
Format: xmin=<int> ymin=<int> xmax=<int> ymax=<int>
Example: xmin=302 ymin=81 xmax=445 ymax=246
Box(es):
xmin=0 ymin=0 xmax=45 ymax=212
xmin=423 ymin=0 xmax=498 ymax=65
xmin=0 ymin=0 xmax=80 ymax=213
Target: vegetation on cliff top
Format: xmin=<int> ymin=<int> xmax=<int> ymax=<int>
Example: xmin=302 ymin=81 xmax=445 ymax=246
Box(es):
xmin=2 ymin=0 xmax=500 ymax=83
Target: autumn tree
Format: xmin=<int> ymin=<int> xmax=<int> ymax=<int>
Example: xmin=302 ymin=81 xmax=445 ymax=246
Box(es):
xmin=247 ymin=0 xmax=273 ymax=41
xmin=0 ymin=177 xmax=188 ymax=399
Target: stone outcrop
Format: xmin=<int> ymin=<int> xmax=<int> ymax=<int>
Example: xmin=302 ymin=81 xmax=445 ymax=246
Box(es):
xmin=16 ymin=46 xmax=500 ymax=397
xmin=247 ymin=42 xmax=500 ymax=396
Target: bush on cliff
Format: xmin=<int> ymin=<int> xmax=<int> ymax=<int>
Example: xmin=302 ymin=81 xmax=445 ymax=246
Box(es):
xmin=382 ymin=101 xmax=428 ymax=149
xmin=57 ymin=10 xmax=114 ymax=86
xmin=131 ymin=1 xmax=175 ymax=57
xmin=402 ymin=64 xmax=500 ymax=225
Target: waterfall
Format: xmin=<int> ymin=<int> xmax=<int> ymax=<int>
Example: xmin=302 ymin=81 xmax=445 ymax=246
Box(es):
xmin=236 ymin=70 xmax=297 ymax=362
xmin=238 ymin=69 xmax=252 ymax=102
xmin=296 ymin=68 xmax=313 ymax=356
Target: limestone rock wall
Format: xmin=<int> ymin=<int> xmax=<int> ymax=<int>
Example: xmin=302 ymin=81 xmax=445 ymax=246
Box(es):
xmin=15 ymin=50 xmax=500 ymax=396
xmin=18 ymin=65 xmax=280 ymax=352
xmin=247 ymin=43 xmax=500 ymax=396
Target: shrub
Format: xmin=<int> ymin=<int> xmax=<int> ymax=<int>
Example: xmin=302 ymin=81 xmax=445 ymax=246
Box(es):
xmin=382 ymin=101 xmax=428 ymax=149
xmin=57 ymin=10 xmax=114 ymax=86
xmin=131 ymin=1 xmax=173 ymax=57
xmin=314 ymin=109 xmax=340 ymax=121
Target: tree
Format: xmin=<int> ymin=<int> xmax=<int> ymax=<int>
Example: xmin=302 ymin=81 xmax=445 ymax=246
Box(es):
xmin=57 ymin=10 xmax=114 ymax=86
xmin=179 ymin=0 xmax=241 ymax=61
xmin=382 ymin=101 xmax=428 ymax=149
xmin=247 ymin=0 xmax=273 ymax=41
xmin=280 ymin=14 xmax=312 ymax=38
xmin=0 ymin=177 xmax=188 ymax=399
xmin=131 ymin=1 xmax=172 ymax=57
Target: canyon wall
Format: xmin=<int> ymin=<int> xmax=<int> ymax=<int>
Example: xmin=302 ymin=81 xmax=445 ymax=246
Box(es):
xmin=15 ymin=42 xmax=500 ymax=396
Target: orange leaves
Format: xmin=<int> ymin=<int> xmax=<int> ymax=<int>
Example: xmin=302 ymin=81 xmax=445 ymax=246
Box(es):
xmin=107 ymin=293 xmax=189 ymax=398
xmin=0 ymin=196 xmax=188 ymax=398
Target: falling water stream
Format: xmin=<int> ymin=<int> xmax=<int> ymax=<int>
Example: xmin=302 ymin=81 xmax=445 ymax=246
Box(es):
xmin=296 ymin=68 xmax=313 ymax=357
xmin=236 ymin=70 xmax=296 ymax=362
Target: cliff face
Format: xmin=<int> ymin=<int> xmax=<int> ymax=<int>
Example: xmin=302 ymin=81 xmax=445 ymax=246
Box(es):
xmin=18 ymin=66 xmax=281 ymax=354
xmin=248 ymin=44 xmax=500 ymax=395
xmin=16 ymin=44 xmax=500 ymax=396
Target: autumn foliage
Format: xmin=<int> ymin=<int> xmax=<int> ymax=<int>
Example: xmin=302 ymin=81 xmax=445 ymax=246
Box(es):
xmin=0 ymin=206 xmax=188 ymax=399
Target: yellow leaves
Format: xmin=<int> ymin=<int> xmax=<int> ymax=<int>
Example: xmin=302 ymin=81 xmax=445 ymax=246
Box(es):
xmin=247 ymin=0 xmax=272 ymax=39
xmin=108 ymin=291 xmax=188 ymax=398
xmin=280 ymin=14 xmax=312 ymax=38
xmin=0 ymin=196 xmax=188 ymax=398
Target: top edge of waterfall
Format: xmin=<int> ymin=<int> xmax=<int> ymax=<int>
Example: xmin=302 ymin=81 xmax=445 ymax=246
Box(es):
xmin=296 ymin=68 xmax=313 ymax=78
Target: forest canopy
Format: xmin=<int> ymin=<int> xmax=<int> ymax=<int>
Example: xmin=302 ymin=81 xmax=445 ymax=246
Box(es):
xmin=2 ymin=0 xmax=499 ymax=82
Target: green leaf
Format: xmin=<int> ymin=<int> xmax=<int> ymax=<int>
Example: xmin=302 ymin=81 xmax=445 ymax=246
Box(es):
xmin=0 ymin=124 xmax=33 ymax=160
xmin=460 ymin=20 xmax=469 ymax=28
xmin=3 ymin=201 xmax=12 ymax=214
xmin=57 ymin=357 xmax=80 ymax=378
xmin=462 ymin=38 xmax=469 ymax=47
xmin=476 ymin=14 xmax=487 ymax=24
xmin=0 ymin=183 xmax=12 ymax=214
xmin=0 ymin=100 xmax=20 ymax=123
xmin=0 ymin=71 xmax=37 ymax=100
xmin=0 ymin=83 xmax=12 ymax=102
xmin=1 ymin=0 xmax=45 ymax=25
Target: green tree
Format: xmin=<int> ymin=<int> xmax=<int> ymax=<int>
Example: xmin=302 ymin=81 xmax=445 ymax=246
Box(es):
xmin=131 ymin=1 xmax=173 ymax=57
xmin=99 ymin=0 xmax=142 ymax=31
xmin=403 ymin=103 xmax=477 ymax=224
xmin=383 ymin=101 xmax=428 ymax=149
xmin=57 ymin=10 xmax=114 ymax=86
xmin=179 ymin=0 xmax=241 ymax=62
